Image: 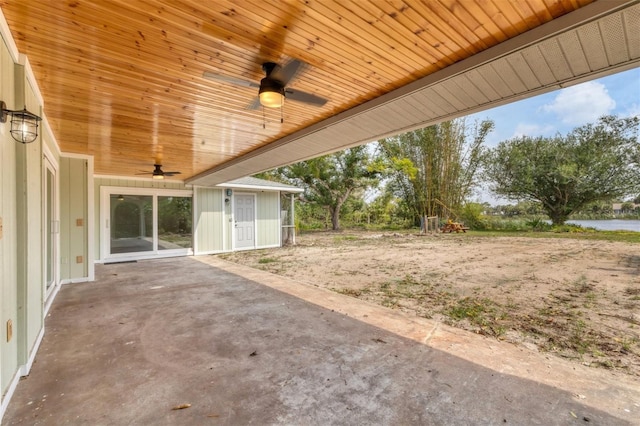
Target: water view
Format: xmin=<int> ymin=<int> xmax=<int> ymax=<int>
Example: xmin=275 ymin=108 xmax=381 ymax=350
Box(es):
xmin=567 ymin=219 xmax=640 ymax=232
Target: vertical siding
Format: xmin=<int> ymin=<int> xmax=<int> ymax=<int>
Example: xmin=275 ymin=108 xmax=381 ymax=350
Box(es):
xmin=1 ymin=48 xmax=45 ymax=400
xmin=60 ymin=157 xmax=88 ymax=280
xmin=20 ymin=78 xmax=44 ymax=364
xmin=0 ymin=35 xmax=18 ymax=396
xmin=194 ymin=187 xmax=224 ymax=254
xmin=256 ymin=192 xmax=280 ymax=247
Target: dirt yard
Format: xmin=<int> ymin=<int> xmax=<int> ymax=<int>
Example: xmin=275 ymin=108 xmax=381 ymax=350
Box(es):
xmin=218 ymin=231 xmax=640 ymax=376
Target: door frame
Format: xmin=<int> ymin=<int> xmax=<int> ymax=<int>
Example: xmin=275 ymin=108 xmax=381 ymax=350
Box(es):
xmin=100 ymin=186 xmax=194 ymax=262
xmin=42 ymin=147 xmax=59 ymax=302
xmin=232 ymin=192 xmax=257 ymax=251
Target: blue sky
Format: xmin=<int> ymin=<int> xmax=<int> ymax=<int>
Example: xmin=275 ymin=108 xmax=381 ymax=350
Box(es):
xmin=467 ymin=67 xmax=640 ymax=148
xmin=466 ymin=67 xmax=640 ymax=203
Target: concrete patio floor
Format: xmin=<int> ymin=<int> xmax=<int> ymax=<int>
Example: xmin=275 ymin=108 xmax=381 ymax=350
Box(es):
xmin=2 ymin=256 xmax=639 ymax=425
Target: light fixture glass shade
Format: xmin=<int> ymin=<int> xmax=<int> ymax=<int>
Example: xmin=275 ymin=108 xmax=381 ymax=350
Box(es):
xmin=152 ymin=174 xmax=164 ymax=180
xmin=10 ymin=110 xmax=40 ymax=143
xmin=259 ymin=91 xmax=284 ymax=108
xmin=0 ymin=103 xmax=42 ymax=144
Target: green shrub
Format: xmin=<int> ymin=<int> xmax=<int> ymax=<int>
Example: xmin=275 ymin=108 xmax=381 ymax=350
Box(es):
xmin=459 ymin=203 xmax=487 ymax=230
xmin=526 ymin=217 xmax=552 ymax=231
xmin=551 ymin=223 xmax=596 ymax=233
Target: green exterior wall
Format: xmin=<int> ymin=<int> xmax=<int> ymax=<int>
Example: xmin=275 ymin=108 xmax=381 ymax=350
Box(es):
xmin=59 ymin=157 xmax=88 ymax=281
xmin=194 ymin=187 xmax=224 ymax=254
xmin=0 ymin=35 xmax=18 ymax=400
xmin=256 ymin=191 xmax=280 ymax=247
xmin=1 ymin=39 xmax=45 ymax=406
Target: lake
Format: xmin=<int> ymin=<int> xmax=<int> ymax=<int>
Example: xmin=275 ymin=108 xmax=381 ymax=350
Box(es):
xmin=566 ymin=219 xmax=640 ymax=232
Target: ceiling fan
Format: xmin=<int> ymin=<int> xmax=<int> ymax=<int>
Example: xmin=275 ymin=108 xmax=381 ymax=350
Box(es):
xmin=203 ymin=59 xmax=328 ymax=109
xmin=136 ymin=164 xmax=181 ymax=180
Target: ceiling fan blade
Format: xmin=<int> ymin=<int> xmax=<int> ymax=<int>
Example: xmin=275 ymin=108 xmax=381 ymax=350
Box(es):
xmin=163 ymin=172 xmax=182 ymax=176
xmin=135 ymin=171 xmax=152 ymax=175
xmin=271 ymin=59 xmax=306 ymax=85
xmin=246 ymin=97 xmax=262 ymax=110
xmin=284 ymin=88 xmax=328 ymax=106
xmin=203 ymin=71 xmax=259 ymax=88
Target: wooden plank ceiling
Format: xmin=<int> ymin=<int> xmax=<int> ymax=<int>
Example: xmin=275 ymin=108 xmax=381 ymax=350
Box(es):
xmin=0 ymin=0 xmax=595 ymax=180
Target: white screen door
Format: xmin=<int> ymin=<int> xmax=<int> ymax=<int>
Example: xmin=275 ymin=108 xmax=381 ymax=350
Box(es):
xmin=234 ymin=194 xmax=255 ymax=249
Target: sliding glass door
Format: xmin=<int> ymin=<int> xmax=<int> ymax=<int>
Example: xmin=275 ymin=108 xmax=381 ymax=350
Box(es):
xmin=158 ymin=196 xmax=193 ymax=251
xmin=110 ymin=194 xmax=153 ymax=254
xmin=102 ymin=187 xmax=192 ymax=261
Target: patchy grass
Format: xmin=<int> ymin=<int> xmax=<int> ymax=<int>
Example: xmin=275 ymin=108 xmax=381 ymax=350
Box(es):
xmin=444 ymin=297 xmax=508 ymax=337
xmin=258 ymin=257 xmax=279 ymax=264
xmin=466 ymin=229 xmax=640 ymax=243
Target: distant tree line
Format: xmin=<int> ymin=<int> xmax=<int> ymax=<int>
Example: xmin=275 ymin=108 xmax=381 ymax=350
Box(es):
xmin=258 ymin=115 xmax=640 ymax=230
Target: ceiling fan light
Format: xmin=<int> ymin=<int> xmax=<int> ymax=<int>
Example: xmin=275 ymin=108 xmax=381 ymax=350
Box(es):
xmin=152 ymin=174 xmax=164 ymax=180
xmin=259 ymin=91 xmax=284 ymax=108
xmin=259 ymin=78 xmax=284 ymax=108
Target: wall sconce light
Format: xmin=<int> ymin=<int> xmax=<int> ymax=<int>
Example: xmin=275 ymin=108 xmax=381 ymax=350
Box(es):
xmin=1 ymin=101 xmax=42 ymax=144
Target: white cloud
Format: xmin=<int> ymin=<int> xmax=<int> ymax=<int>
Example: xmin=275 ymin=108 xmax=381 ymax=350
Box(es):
xmin=623 ymin=103 xmax=640 ymax=119
xmin=541 ymin=81 xmax=616 ymax=125
xmin=511 ymin=123 xmax=555 ymax=138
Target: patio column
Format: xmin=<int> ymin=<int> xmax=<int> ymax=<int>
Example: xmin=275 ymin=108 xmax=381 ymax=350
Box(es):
xmin=290 ymin=193 xmax=296 ymax=245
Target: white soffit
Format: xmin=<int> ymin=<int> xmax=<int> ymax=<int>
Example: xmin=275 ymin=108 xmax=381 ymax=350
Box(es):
xmin=188 ymin=1 xmax=640 ymax=187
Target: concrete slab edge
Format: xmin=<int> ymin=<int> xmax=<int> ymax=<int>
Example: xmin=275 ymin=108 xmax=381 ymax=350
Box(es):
xmin=194 ymin=255 xmax=640 ymax=421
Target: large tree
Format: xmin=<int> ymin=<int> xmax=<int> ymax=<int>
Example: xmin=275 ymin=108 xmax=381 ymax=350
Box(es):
xmin=275 ymin=145 xmax=380 ymax=230
xmin=378 ymin=118 xmax=493 ymax=223
xmin=484 ymin=115 xmax=640 ymax=225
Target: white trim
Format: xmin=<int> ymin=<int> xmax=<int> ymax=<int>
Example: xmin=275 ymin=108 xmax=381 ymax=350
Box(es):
xmin=222 ymin=189 xmax=227 ymax=251
xmin=193 ymin=249 xmax=230 ymax=256
xmin=192 ymin=187 xmax=199 ymax=254
xmin=60 ymin=152 xmax=93 ymax=160
xmin=256 ymin=243 xmax=281 ymax=250
xmin=60 ymin=277 xmax=93 ymax=285
xmin=0 ymin=7 xmax=20 ymax=62
xmin=87 ymin=156 xmax=95 ymax=281
xmin=20 ymin=326 xmax=44 ymax=376
xmin=277 ymin=193 xmax=282 ymax=248
xmin=217 ymin=183 xmax=303 ymax=193
xmin=0 ymin=325 xmax=45 ymax=422
xmin=19 ymin=55 xmax=44 ymax=107
xmin=44 ymin=282 xmax=61 ymax=314
xmin=0 ymin=371 xmax=21 ymax=425
xmin=42 ymin=153 xmax=60 ymax=302
xmin=103 ymin=250 xmax=192 ymax=264
xmin=41 ymin=113 xmax=62 ymax=159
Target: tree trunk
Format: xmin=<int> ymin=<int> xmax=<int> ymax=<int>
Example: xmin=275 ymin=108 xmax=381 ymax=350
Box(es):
xmin=547 ymin=209 xmax=569 ymax=226
xmin=330 ymin=207 xmax=340 ymax=230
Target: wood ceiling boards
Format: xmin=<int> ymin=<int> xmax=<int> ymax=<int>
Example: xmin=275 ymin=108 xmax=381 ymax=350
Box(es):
xmin=0 ymin=0 xmax=600 ymax=180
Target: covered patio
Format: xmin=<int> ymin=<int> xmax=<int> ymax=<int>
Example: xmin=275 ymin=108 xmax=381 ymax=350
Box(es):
xmin=3 ymin=256 xmax=638 ymax=425
xmin=1 ymin=1 xmax=639 ymax=421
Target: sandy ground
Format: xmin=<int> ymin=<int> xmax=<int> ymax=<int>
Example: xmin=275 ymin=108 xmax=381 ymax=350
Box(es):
xmin=218 ymin=231 xmax=640 ymax=376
